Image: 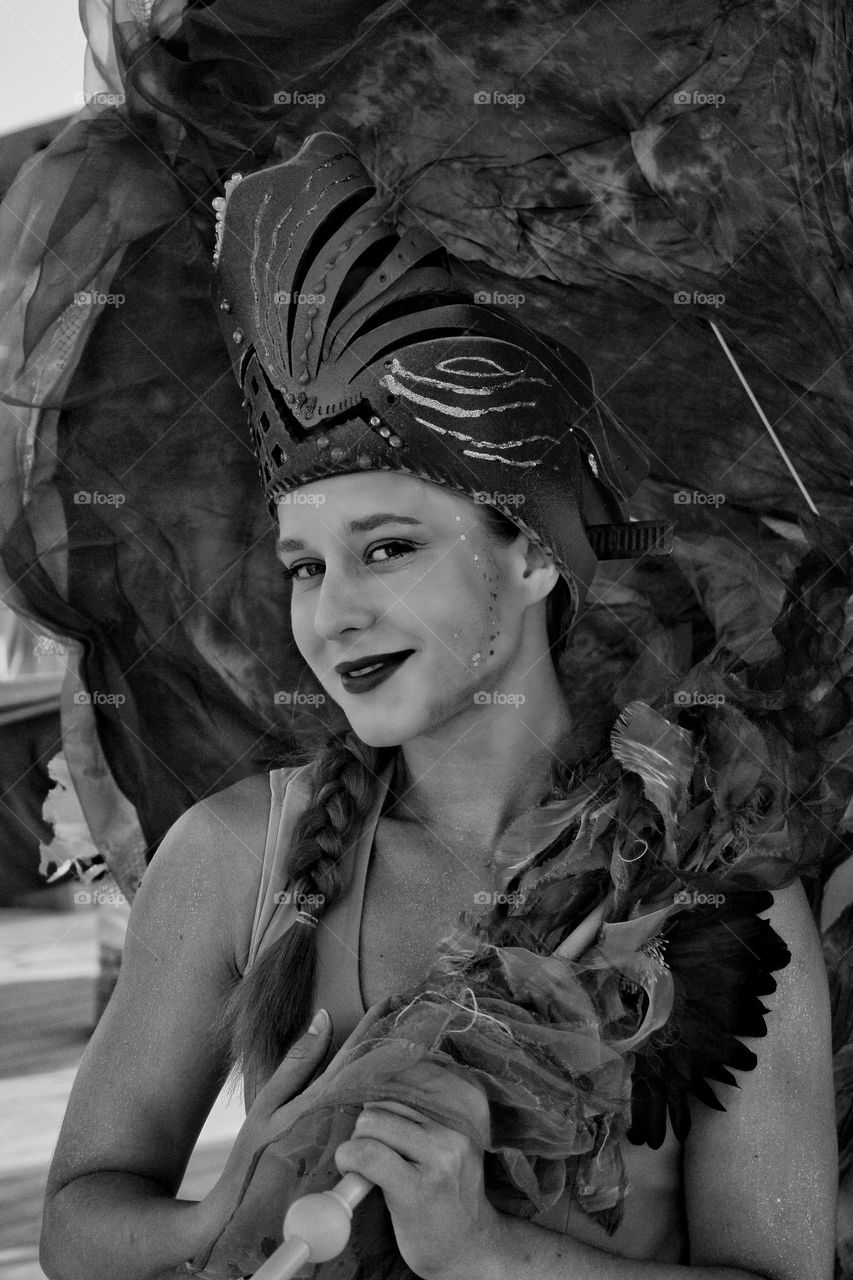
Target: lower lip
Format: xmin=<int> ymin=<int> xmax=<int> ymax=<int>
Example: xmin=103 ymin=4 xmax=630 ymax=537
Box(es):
xmin=339 ymin=652 xmax=413 ymax=694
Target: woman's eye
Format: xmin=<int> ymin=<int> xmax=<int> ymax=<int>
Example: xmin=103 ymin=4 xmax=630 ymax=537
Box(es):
xmin=280 ymin=540 xmax=417 ymax=582
xmin=368 ymin=539 xmax=416 ymax=564
xmin=279 ymin=561 xmax=319 ymax=582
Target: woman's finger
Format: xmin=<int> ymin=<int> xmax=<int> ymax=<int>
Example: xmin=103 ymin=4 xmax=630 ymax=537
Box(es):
xmin=334 ymin=1134 xmax=417 ymax=1191
xmin=353 ymin=1107 xmax=426 ymax=1163
xmin=359 ymin=1100 xmax=428 ymax=1124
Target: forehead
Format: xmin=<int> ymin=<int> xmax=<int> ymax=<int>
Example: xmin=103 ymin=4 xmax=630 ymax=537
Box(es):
xmin=275 ymin=471 xmax=475 ymax=537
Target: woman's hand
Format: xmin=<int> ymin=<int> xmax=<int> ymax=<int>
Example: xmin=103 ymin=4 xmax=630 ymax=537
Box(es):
xmin=197 ymin=1008 xmax=335 ymax=1241
xmin=333 ymin=1065 xmax=504 ymax=1280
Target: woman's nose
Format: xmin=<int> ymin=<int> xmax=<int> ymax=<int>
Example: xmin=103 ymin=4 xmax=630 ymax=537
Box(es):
xmin=311 ymin=565 xmax=380 ymax=640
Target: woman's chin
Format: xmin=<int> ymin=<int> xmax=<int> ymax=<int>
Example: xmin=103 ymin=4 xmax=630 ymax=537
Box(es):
xmin=339 ymin=709 xmax=419 ymax=749
xmin=341 ymin=692 xmax=480 ymax=748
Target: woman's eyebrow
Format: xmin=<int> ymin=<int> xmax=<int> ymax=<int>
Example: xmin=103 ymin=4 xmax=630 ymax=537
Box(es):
xmin=276 ymin=513 xmax=425 ymax=555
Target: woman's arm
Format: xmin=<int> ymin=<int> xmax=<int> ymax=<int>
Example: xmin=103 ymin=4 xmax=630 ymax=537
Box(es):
xmin=337 ymin=879 xmax=837 ymax=1280
xmin=681 ymin=877 xmax=837 ymax=1279
xmin=40 ymin=776 xmax=270 ymax=1280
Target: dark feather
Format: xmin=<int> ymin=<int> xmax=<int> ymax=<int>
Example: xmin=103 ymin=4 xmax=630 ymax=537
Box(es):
xmin=627 ymin=891 xmax=791 ymax=1148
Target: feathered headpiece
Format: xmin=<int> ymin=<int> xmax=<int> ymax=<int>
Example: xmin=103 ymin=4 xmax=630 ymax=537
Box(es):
xmin=212 ymin=131 xmax=672 ymax=619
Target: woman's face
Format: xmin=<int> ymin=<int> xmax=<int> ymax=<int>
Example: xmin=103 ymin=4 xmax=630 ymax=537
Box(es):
xmin=274 ymin=470 xmax=555 ymax=747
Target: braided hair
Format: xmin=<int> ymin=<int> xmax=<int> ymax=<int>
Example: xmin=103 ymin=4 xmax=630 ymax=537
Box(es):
xmin=214 ymin=504 xmax=578 ymax=1096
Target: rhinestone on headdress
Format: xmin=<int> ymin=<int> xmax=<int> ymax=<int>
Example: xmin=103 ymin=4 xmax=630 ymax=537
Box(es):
xmin=212 ymin=172 xmax=245 ymax=268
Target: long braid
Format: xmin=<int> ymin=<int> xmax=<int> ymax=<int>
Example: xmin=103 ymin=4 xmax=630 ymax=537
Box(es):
xmin=214 ymin=731 xmax=393 ymax=1098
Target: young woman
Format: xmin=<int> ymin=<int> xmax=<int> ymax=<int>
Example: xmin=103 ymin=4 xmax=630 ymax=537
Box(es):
xmin=40 ymin=135 xmax=836 ymax=1280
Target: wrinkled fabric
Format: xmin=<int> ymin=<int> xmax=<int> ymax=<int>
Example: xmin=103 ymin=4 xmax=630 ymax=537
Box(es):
xmin=1 ymin=0 xmax=853 ymax=877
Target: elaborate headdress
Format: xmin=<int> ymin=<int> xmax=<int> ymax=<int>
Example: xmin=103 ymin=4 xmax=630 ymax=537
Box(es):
xmin=212 ymin=132 xmax=672 ymax=622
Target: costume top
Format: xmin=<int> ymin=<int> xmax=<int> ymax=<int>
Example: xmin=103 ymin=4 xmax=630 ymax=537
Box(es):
xmin=240 ymin=760 xmax=687 ymax=1259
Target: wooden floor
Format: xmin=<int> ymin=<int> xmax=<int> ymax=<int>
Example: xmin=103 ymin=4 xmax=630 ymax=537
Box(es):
xmin=0 ymin=903 xmax=244 ymax=1280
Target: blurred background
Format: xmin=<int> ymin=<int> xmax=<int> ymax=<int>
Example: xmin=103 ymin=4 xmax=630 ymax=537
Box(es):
xmin=0 ymin=1 xmax=86 ymax=134
xmin=0 ymin=10 xmax=243 ymax=1277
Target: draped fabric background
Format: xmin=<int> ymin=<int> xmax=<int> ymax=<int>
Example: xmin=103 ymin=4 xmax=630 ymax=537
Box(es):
xmin=1 ymin=0 xmax=852 ymax=1265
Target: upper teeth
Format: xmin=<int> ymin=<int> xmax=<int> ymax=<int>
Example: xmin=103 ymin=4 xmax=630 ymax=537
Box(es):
xmin=349 ymin=660 xmax=387 ymax=677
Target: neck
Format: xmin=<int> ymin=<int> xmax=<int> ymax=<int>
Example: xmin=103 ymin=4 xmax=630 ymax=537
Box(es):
xmin=387 ymin=666 xmax=577 ymax=855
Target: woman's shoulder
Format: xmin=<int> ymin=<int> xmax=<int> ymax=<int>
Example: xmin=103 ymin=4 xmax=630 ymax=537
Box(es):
xmin=189 ymin=761 xmax=313 ymax=878
xmin=144 ymin=764 xmax=311 ymax=971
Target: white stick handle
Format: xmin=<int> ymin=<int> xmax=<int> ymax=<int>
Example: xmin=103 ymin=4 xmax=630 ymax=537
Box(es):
xmin=553 ymin=900 xmax=607 ymax=959
xmin=248 ymin=1172 xmax=374 ymax=1280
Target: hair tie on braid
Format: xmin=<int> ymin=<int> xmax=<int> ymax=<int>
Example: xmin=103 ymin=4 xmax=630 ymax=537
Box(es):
xmin=296 ymin=910 xmax=319 ymax=928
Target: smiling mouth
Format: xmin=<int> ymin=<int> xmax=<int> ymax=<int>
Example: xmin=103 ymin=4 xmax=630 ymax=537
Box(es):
xmin=343 ymin=651 xmax=414 ymax=679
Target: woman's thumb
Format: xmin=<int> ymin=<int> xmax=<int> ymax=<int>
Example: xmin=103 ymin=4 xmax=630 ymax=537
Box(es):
xmin=306 ymin=1007 xmax=331 ymax=1036
xmin=289 ymin=1006 xmax=332 ymax=1056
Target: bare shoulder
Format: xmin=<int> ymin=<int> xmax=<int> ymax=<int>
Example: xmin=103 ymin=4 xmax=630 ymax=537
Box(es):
xmin=758 ymin=885 xmax=819 ymax=962
xmin=163 ymin=769 xmax=278 ymax=973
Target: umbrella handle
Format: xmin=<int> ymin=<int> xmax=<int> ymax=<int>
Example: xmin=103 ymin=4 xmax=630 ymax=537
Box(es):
xmin=248 ymin=1172 xmax=374 ymax=1280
